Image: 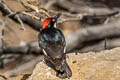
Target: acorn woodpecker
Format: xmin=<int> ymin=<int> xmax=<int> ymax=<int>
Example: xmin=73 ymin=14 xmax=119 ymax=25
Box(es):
xmin=38 ymin=14 xmax=72 ymax=78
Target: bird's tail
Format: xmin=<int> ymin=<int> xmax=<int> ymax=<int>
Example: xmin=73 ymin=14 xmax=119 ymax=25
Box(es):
xmin=62 ymin=59 xmax=72 ymax=78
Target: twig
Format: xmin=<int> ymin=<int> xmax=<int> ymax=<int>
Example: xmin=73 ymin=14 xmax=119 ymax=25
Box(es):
xmin=0 ymin=2 xmax=42 ymax=31
xmin=0 ymin=74 xmax=8 ymax=80
xmin=49 ymin=10 xmax=120 ymax=24
xmin=58 ymin=18 xmax=82 ymax=24
xmin=66 ymin=17 xmax=120 ymax=52
xmin=0 ymin=18 xmax=5 ymax=68
xmin=104 ymin=38 xmax=107 ymax=50
xmin=1 ymin=0 xmax=13 ymax=14
xmin=77 ymin=37 xmax=120 ymax=53
xmin=104 ymin=17 xmax=110 ymax=24
xmin=0 ymin=19 xmax=5 ymax=46
xmin=1 ymin=0 xmax=25 ymax=31
xmin=15 ymin=14 xmax=25 ymax=31
xmin=49 ymin=10 xmax=87 ymax=17
xmin=0 ymin=42 xmax=41 ymax=55
xmin=20 ymin=0 xmax=50 ymax=17
xmin=22 ymin=12 xmax=40 ymax=20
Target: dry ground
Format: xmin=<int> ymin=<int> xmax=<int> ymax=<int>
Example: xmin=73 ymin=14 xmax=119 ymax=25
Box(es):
xmin=3 ymin=47 xmax=120 ymax=80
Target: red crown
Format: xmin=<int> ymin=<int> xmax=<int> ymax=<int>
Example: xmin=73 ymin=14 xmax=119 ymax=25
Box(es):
xmin=42 ymin=18 xmax=51 ymax=29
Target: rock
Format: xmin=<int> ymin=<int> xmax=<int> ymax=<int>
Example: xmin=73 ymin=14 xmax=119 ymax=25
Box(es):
xmin=29 ymin=47 xmax=120 ymax=80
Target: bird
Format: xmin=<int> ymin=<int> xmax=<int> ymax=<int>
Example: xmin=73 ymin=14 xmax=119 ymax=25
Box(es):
xmin=38 ymin=13 xmax=72 ymax=78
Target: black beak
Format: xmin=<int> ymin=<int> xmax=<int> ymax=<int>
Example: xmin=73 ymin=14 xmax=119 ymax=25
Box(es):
xmin=53 ymin=13 xmax=61 ymax=22
xmin=54 ymin=13 xmax=61 ymax=19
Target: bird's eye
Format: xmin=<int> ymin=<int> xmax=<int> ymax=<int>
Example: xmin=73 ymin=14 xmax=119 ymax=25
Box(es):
xmin=52 ymin=18 xmax=56 ymax=22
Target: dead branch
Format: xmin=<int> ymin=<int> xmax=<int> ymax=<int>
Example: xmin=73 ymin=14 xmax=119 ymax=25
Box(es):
xmin=0 ymin=1 xmax=42 ymax=31
xmin=3 ymin=17 xmax=120 ymax=54
xmin=19 ymin=0 xmax=50 ymax=17
xmin=49 ymin=9 xmax=120 ymax=24
xmin=0 ymin=0 xmax=120 ymax=32
xmin=1 ymin=0 xmax=25 ymax=31
xmin=0 ymin=19 xmax=4 ymax=48
xmin=0 ymin=74 xmax=8 ymax=80
xmin=77 ymin=37 xmax=120 ymax=53
xmin=0 ymin=42 xmax=42 ymax=55
xmin=15 ymin=15 xmax=25 ymax=31
xmin=66 ymin=17 xmax=120 ymax=52
xmin=0 ymin=0 xmax=120 ymax=54
xmin=55 ymin=0 xmax=114 ymax=15
xmin=0 ymin=18 xmax=5 ymax=68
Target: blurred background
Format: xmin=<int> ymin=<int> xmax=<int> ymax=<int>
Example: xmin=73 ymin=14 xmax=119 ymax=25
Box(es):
xmin=0 ymin=0 xmax=120 ymax=79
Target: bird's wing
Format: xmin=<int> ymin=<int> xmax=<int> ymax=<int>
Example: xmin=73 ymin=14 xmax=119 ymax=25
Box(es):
xmin=38 ymin=29 xmax=66 ymax=59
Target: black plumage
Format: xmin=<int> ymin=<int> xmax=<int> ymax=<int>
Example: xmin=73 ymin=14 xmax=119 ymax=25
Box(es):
xmin=38 ymin=28 xmax=65 ymax=59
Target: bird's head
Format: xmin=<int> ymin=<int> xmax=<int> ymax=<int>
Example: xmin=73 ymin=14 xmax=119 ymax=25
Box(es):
xmin=42 ymin=13 xmax=61 ymax=29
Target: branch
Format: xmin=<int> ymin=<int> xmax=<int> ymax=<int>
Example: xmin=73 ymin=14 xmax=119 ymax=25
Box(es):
xmin=55 ymin=0 xmax=114 ymax=14
xmin=0 ymin=42 xmax=42 ymax=55
xmin=65 ymin=17 xmax=120 ymax=52
xmin=0 ymin=1 xmax=42 ymax=31
xmin=19 ymin=0 xmax=50 ymax=17
xmin=77 ymin=37 xmax=120 ymax=53
xmin=1 ymin=0 xmax=25 ymax=31
xmin=0 ymin=19 xmax=5 ymax=48
xmin=0 ymin=75 xmax=8 ymax=80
